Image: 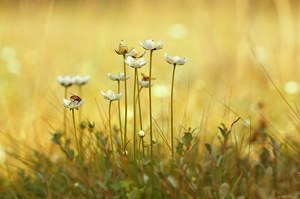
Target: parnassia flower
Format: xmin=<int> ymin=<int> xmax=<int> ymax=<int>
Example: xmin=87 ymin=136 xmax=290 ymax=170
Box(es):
xmin=115 ymin=40 xmax=130 ymax=55
xmin=125 ymin=56 xmax=147 ymax=68
xmin=108 ymin=72 xmax=130 ymax=81
xmin=139 ymin=73 xmax=154 ymax=88
xmin=63 ymin=96 xmax=84 ymax=110
xmin=139 ymin=80 xmax=151 ymax=88
xmin=126 ymin=48 xmax=146 ymax=58
xmin=57 ymin=75 xmax=73 ymax=87
xmin=138 ymin=130 xmax=146 ymax=138
xmin=165 ymin=53 xmax=188 ymax=65
xmin=72 ymin=75 xmax=90 ymax=85
xmin=101 ymin=90 xmax=122 ymax=101
xmin=140 ymin=39 xmax=164 ymax=50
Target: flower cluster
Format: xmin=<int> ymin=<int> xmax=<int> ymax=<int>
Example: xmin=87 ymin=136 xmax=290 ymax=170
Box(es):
xmin=56 ymin=39 xmax=188 ymax=161
xmin=57 ymin=75 xmax=90 ymax=87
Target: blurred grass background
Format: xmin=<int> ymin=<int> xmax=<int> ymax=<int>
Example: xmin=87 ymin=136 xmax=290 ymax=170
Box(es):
xmin=0 ymin=0 xmax=300 ymax=155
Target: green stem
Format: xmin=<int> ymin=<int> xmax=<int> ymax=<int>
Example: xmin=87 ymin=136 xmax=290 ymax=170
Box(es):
xmin=72 ymin=109 xmax=80 ymax=158
xmin=117 ymin=81 xmax=123 ymax=149
xmin=142 ymin=138 xmax=145 ymax=158
xmin=133 ymin=68 xmax=138 ymax=159
xmin=109 ymin=101 xmax=115 ymax=162
xmin=171 ymin=64 xmax=177 ymax=159
xmin=149 ymin=50 xmax=154 ymax=197
xmin=123 ymin=54 xmax=128 ymax=150
xmin=137 ymin=87 xmax=143 ymax=130
xmin=63 ymin=87 xmax=68 ymax=134
xmin=78 ymin=85 xmax=82 ymax=122
xmin=149 ymin=50 xmax=154 ymax=159
xmin=138 ymin=137 xmax=145 ymax=159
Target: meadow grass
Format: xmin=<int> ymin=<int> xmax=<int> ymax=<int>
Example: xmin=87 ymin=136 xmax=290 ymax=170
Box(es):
xmin=1 ymin=0 xmax=300 ymax=198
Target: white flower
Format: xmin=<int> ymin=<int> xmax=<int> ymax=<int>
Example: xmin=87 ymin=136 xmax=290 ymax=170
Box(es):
xmin=139 ymin=80 xmax=151 ymax=88
xmin=139 ymin=73 xmax=153 ymax=88
xmin=57 ymin=75 xmax=73 ymax=87
xmin=165 ymin=53 xmax=188 ymax=65
xmin=101 ymin=90 xmax=122 ymax=101
xmin=72 ymin=75 xmax=90 ymax=85
xmin=138 ymin=130 xmax=145 ymax=138
xmin=108 ymin=72 xmax=130 ymax=81
xmin=63 ymin=98 xmax=84 ymax=109
xmin=139 ymin=39 xmax=164 ymax=50
xmin=125 ymin=56 xmax=147 ymax=68
xmin=126 ymin=48 xmax=145 ymax=58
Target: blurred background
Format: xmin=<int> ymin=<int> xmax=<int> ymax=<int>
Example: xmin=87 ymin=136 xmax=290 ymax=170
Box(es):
xmin=1 ymin=0 xmax=300 ymax=153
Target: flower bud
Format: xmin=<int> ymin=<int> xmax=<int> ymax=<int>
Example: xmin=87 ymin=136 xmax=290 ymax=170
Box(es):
xmin=138 ymin=130 xmax=145 ymax=138
xmin=152 ymin=138 xmax=157 ymax=144
xmin=115 ymin=40 xmax=129 ymax=55
xmin=88 ymin=121 xmax=95 ymax=129
xmin=79 ymin=121 xmax=87 ymax=129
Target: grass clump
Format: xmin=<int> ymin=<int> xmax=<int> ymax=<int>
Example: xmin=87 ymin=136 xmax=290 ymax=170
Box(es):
xmin=0 ymin=39 xmax=300 ymax=199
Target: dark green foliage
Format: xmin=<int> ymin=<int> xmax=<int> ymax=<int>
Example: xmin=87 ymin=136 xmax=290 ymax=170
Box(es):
xmin=1 ymin=120 xmax=300 ymax=198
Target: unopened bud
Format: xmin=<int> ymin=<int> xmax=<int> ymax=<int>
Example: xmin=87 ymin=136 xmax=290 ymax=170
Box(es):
xmin=138 ymin=130 xmax=145 ymax=138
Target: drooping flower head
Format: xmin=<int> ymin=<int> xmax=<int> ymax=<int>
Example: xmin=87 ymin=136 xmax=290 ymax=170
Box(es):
xmin=57 ymin=75 xmax=73 ymax=87
xmin=115 ymin=40 xmax=130 ymax=55
xmin=108 ymin=72 xmax=130 ymax=81
xmin=165 ymin=53 xmax=188 ymax=65
xmin=63 ymin=95 xmax=84 ymax=110
xmin=140 ymin=39 xmax=164 ymax=51
xmin=125 ymin=56 xmax=147 ymax=68
xmin=72 ymin=75 xmax=90 ymax=86
xmin=101 ymin=90 xmax=122 ymax=101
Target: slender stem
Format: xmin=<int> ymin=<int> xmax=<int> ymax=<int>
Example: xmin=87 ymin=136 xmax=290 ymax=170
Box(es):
xmin=137 ymin=87 xmax=143 ymax=130
xmin=123 ymin=54 xmax=128 ymax=150
xmin=149 ymin=50 xmax=154 ymax=159
xmin=138 ymin=137 xmax=145 ymax=159
xmin=133 ymin=68 xmax=138 ymax=159
xmin=78 ymin=85 xmax=83 ymax=157
xmin=142 ymin=138 xmax=145 ymax=158
xmin=72 ymin=109 xmax=80 ymax=157
xmin=78 ymin=85 xmax=82 ymax=122
xmin=171 ymin=64 xmax=177 ymax=159
xmin=109 ymin=101 xmax=115 ymax=162
xmin=117 ymin=81 xmax=123 ymax=149
xmin=63 ymin=87 xmax=68 ymax=133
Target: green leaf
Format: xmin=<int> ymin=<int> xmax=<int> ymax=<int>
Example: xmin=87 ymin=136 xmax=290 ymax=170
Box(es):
xmin=167 ymin=175 xmax=178 ymax=188
xmin=216 ymin=155 xmax=223 ymax=167
xmin=230 ymin=172 xmax=243 ymax=196
xmin=182 ymin=132 xmax=193 ymax=146
xmin=96 ymin=180 xmax=108 ymax=191
xmin=67 ymin=149 xmax=74 ymax=160
xmin=204 ymin=143 xmax=212 ymax=154
xmin=105 ymin=169 xmax=112 ymax=182
xmin=177 ymin=143 xmax=184 ymax=155
xmin=119 ymin=180 xmax=133 ymax=188
xmin=218 ymin=125 xmax=227 ymax=139
xmin=51 ymin=132 xmax=62 ymax=145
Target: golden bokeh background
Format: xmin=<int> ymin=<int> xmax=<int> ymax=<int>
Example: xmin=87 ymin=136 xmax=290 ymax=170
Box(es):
xmin=1 ymin=0 xmax=300 ymax=152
